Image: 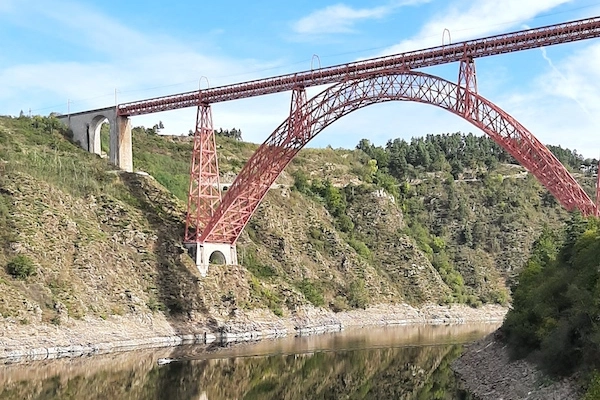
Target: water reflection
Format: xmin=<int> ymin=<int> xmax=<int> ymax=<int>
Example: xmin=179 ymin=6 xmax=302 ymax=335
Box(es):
xmin=0 ymin=323 xmax=497 ymax=399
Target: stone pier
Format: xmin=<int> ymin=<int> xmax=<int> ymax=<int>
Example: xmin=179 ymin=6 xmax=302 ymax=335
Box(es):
xmin=56 ymin=107 xmax=133 ymax=172
xmin=185 ymin=243 xmax=238 ymax=277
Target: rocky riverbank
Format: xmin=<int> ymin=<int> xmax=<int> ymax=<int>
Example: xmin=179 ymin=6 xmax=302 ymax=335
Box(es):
xmin=0 ymin=303 xmax=506 ymax=364
xmin=452 ymin=331 xmax=581 ymax=399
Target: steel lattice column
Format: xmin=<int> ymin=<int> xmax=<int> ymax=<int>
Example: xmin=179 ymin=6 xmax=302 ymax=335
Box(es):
xmin=289 ymin=87 xmax=310 ymax=147
xmin=184 ymin=102 xmax=222 ymax=243
xmin=458 ymin=54 xmax=477 ymax=119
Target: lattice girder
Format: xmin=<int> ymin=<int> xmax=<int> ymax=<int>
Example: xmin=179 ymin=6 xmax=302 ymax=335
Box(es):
xmin=199 ymin=70 xmax=599 ymax=244
xmin=184 ymin=103 xmax=222 ymax=243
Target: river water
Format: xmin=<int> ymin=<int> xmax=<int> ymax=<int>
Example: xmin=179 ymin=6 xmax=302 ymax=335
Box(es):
xmin=0 ymin=323 xmax=498 ymax=399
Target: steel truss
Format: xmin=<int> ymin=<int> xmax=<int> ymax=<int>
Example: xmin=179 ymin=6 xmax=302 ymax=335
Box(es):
xmin=184 ymin=103 xmax=222 ymax=243
xmin=198 ymin=69 xmax=599 ymax=244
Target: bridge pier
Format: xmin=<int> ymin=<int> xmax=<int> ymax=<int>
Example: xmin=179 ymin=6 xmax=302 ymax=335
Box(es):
xmin=57 ymin=107 xmax=133 ymax=172
xmin=185 ymin=242 xmax=238 ymax=277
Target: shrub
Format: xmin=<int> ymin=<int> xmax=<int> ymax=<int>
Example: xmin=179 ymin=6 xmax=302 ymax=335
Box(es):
xmin=348 ymin=238 xmax=371 ymax=259
xmin=242 ymin=249 xmax=277 ymax=279
xmin=585 ymin=371 xmax=600 ymax=400
xmin=297 ymin=279 xmax=325 ymax=307
xmin=331 ymin=296 xmax=349 ymax=312
xmin=348 ymin=279 xmax=368 ymax=309
xmin=6 ymin=255 xmax=36 ymax=279
xmin=146 ymin=297 xmax=167 ymax=312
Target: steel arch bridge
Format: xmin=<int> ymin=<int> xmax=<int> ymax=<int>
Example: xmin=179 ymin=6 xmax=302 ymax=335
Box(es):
xmin=103 ymin=16 xmax=600 ymax=270
xmin=191 ymin=66 xmax=598 ymax=247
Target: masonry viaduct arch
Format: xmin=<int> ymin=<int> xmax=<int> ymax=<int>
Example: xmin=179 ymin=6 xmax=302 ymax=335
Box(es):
xmin=57 ymin=107 xmax=133 ymax=172
xmin=196 ymin=69 xmax=598 ymax=250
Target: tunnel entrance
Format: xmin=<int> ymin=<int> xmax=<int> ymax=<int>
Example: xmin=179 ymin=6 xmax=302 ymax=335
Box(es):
xmin=209 ymin=250 xmax=226 ymax=265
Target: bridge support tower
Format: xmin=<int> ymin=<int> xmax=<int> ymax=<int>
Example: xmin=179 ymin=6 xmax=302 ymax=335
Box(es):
xmin=184 ymin=101 xmax=237 ymax=276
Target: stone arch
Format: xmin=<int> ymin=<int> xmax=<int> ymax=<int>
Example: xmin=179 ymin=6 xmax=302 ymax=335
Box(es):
xmin=56 ymin=107 xmax=133 ymax=172
xmin=209 ymin=250 xmax=226 ymax=265
xmin=200 ymin=70 xmax=598 ymax=244
xmin=89 ymin=114 xmax=109 ymax=157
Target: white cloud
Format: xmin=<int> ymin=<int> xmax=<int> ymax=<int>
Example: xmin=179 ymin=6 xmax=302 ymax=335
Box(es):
xmin=497 ymin=42 xmax=600 ymax=158
xmin=0 ymin=0 xmax=287 ymax=132
xmin=293 ymin=4 xmax=390 ymax=34
xmin=379 ymin=0 xmax=574 ymax=54
xmin=292 ymin=1 xmax=429 ymax=36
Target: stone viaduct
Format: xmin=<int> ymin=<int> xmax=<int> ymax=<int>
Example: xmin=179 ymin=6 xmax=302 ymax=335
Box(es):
xmin=57 ymin=107 xmax=133 ymax=172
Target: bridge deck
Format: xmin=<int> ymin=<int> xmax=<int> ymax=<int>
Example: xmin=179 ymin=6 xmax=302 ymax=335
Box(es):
xmin=117 ymin=16 xmax=600 ymax=116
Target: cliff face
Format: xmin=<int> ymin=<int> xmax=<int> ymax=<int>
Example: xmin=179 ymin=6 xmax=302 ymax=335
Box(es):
xmin=0 ymin=115 xmax=575 ymax=329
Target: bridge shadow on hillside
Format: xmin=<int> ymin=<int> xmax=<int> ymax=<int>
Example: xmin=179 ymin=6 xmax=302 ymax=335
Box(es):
xmin=120 ymin=173 xmax=219 ymax=334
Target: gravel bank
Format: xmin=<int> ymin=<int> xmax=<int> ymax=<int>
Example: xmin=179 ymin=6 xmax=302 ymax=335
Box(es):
xmin=452 ymin=332 xmax=581 ymax=400
xmin=0 ymin=303 xmax=506 ymax=364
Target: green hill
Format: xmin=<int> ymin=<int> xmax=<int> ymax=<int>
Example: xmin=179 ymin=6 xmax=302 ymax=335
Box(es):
xmin=0 ymin=114 xmax=595 ymax=327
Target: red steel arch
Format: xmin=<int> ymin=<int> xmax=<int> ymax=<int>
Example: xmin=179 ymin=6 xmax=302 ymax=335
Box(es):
xmin=199 ymin=70 xmax=599 ymax=244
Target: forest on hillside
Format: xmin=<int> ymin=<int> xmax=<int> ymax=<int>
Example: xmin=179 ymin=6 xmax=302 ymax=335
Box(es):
xmin=356 ymin=133 xmax=598 ymax=182
xmin=502 ymin=215 xmax=600 ymax=398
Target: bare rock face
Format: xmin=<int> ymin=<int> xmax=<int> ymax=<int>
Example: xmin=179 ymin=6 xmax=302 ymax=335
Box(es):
xmin=345 ymin=190 xmax=451 ymax=303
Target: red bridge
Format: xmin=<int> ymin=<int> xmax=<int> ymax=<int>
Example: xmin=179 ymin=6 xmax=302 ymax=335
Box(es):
xmin=98 ymin=17 xmax=600 ymax=271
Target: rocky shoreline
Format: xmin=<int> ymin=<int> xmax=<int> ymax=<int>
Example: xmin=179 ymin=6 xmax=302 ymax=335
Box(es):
xmin=0 ymin=303 xmax=506 ymax=364
xmin=452 ymin=331 xmax=581 ymax=400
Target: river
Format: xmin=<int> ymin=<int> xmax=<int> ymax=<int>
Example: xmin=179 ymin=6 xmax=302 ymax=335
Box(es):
xmin=0 ymin=323 xmax=499 ymax=399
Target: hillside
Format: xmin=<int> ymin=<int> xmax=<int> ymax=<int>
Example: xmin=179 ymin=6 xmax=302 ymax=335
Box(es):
xmin=500 ymin=214 xmax=600 ymax=397
xmin=0 ymin=115 xmax=594 ymax=332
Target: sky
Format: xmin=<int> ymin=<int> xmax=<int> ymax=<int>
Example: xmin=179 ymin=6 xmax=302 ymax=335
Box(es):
xmin=1 ymin=0 xmax=600 ymax=158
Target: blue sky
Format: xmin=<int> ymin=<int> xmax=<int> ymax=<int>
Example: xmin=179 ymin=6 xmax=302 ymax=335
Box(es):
xmin=2 ymin=0 xmax=600 ymax=158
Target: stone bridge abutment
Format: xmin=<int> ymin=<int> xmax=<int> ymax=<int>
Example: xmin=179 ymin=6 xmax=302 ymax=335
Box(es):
xmin=57 ymin=107 xmax=133 ymax=172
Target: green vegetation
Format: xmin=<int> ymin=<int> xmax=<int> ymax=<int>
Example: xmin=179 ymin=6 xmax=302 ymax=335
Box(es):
xmin=242 ymin=248 xmax=277 ymax=279
xmin=249 ymin=276 xmax=283 ymax=316
xmin=357 ymin=134 xmax=597 ymax=181
xmin=347 ymin=279 xmax=368 ymax=309
xmin=296 ymin=279 xmax=325 ymax=307
xmin=0 ymin=113 xmax=592 ymax=322
xmin=100 ymin=122 xmax=109 ymax=153
xmin=0 ymin=115 xmax=134 ymax=201
xmin=131 ymin=127 xmax=192 ymax=200
xmin=6 ymin=255 xmax=36 ymax=279
xmin=502 ymin=214 xmax=600 ymax=393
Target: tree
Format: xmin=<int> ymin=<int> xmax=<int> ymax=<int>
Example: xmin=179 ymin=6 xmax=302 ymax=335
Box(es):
xmin=214 ymin=127 xmax=242 ymax=140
